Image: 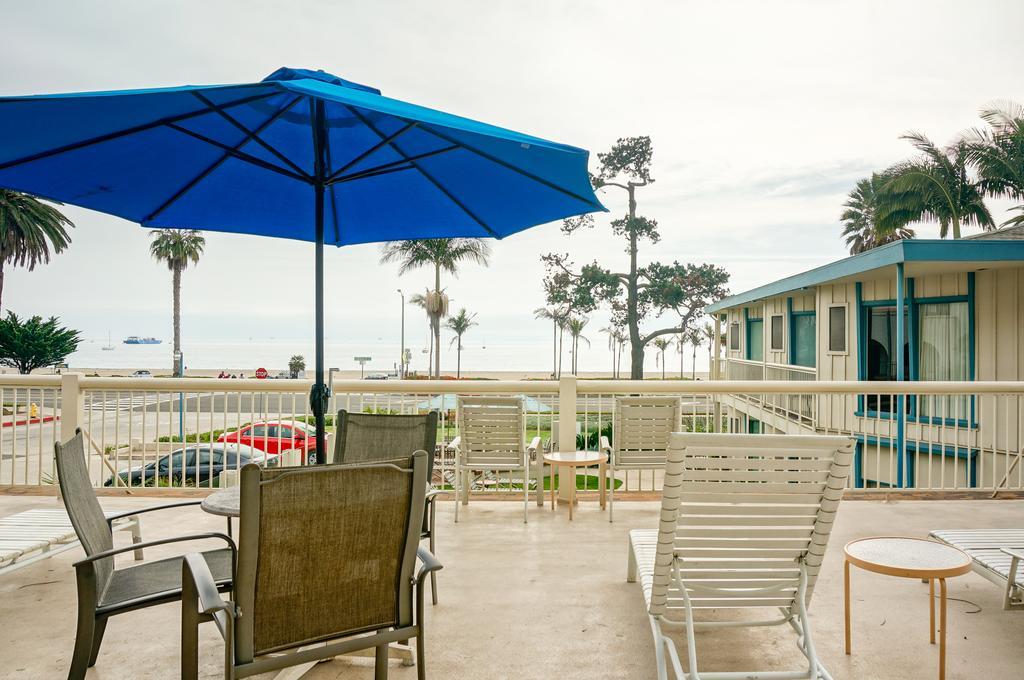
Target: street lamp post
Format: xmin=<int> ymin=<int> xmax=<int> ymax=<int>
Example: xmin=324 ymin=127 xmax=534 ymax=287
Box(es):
xmin=397 ymin=289 xmax=405 ymax=378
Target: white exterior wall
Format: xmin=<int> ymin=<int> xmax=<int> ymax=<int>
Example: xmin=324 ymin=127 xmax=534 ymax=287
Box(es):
xmin=719 ymin=266 xmax=1024 ymax=489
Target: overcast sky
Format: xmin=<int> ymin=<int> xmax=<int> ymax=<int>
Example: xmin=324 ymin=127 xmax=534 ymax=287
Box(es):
xmin=2 ymin=0 xmax=1022 ymax=370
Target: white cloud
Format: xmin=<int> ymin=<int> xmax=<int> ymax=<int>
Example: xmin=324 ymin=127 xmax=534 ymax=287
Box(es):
xmin=2 ymin=0 xmax=1022 ymax=372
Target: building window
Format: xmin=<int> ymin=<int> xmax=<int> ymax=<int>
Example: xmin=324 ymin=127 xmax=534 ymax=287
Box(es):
xmin=862 ymin=306 xmax=908 ymax=412
xmin=770 ymin=315 xmax=784 ymax=351
xmin=918 ymin=301 xmax=970 ymax=420
xmin=729 ymin=322 xmax=740 ymax=350
xmin=828 ymin=305 xmax=847 ymax=353
xmin=791 ymin=313 xmax=816 ymax=368
xmin=747 ymin=318 xmax=763 ymax=361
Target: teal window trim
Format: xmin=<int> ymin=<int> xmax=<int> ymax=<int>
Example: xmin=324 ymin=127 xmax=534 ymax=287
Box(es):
xmin=854 ymin=434 xmax=979 ymax=488
xmin=786 ymin=297 xmax=794 ymax=365
xmin=855 ymin=282 xmax=865 ymax=411
xmin=744 ymin=308 xmax=763 ymax=361
xmin=790 ymin=310 xmax=815 ymax=368
xmin=743 ymin=307 xmax=748 ymax=356
xmin=853 ymin=409 xmax=974 ymax=430
xmin=856 ymin=274 xmax=977 ymax=426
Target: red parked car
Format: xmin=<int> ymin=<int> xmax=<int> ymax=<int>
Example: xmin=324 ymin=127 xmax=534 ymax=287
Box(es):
xmin=217 ymin=421 xmax=318 ymax=465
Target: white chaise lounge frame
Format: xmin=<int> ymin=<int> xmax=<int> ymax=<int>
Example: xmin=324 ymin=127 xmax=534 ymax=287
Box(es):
xmin=929 ymin=529 xmax=1024 ymax=610
xmin=602 ymin=396 xmax=680 ymax=522
xmin=0 ymin=508 xmax=142 ymax=576
xmin=628 ymin=432 xmax=854 ymax=680
xmin=452 ymin=396 xmax=539 ymax=523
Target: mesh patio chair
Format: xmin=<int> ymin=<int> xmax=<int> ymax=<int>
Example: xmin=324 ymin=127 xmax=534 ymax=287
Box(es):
xmin=333 ymin=409 xmax=441 ymax=604
xmin=602 ymin=396 xmax=681 ymax=522
xmin=451 ymin=396 xmax=540 ymax=523
xmin=54 ymin=431 xmax=234 ymax=680
xmin=181 ymin=452 xmax=440 ymax=680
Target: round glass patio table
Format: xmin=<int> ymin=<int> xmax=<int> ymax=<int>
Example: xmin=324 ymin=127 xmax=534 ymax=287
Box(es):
xmin=201 ymin=486 xmax=240 ymax=517
xmin=201 ymin=487 xmax=240 ymax=538
xmin=541 ymin=451 xmax=606 ymax=521
xmin=844 ymin=536 xmax=971 ymax=680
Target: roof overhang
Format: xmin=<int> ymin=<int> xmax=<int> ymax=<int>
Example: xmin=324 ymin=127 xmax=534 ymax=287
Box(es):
xmin=705 ymin=239 xmax=1024 ymax=314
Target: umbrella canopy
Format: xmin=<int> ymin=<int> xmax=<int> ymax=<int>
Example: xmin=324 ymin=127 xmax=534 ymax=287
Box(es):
xmin=416 ymin=393 xmax=552 ymax=413
xmin=0 ymin=67 xmax=604 ymax=461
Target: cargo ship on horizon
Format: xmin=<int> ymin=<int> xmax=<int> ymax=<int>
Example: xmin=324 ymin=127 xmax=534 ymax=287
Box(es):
xmin=123 ymin=336 xmax=161 ymax=345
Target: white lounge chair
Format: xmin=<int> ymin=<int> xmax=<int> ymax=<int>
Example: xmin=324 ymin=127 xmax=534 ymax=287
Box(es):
xmin=627 ymin=432 xmax=854 ymax=680
xmin=929 ymin=529 xmax=1024 ymax=610
xmin=602 ymin=396 xmax=680 ymax=522
xmin=452 ymin=396 xmax=540 ymax=523
xmin=0 ymin=508 xmax=142 ymax=576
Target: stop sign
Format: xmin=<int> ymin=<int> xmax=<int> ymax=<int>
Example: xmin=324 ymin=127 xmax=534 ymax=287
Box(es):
xmin=255 ymin=367 xmax=268 ymax=379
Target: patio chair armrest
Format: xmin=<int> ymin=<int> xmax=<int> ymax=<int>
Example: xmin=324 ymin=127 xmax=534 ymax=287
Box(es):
xmin=448 ymin=436 xmax=461 ymax=452
xmin=527 ymin=436 xmax=542 ymax=455
xmin=182 ymin=552 xmax=234 ymax=616
xmin=600 ymin=435 xmax=612 ymax=454
xmin=415 ymin=545 xmax=443 ymax=584
xmin=425 ymin=489 xmax=444 ymax=502
xmin=105 ymin=500 xmax=203 ymax=527
xmin=74 ymin=532 xmax=236 ymax=567
xmin=1000 ymin=547 xmax=1024 ymax=561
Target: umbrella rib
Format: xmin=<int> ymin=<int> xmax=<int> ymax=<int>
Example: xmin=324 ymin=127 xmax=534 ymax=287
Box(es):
xmin=165 ymin=123 xmax=310 ymax=183
xmin=325 ymin=121 xmax=418 ymax=182
xmin=343 ymin=105 xmax=499 ymax=238
xmin=190 ymin=92 xmax=311 ymax=181
xmin=325 ymin=145 xmax=459 ymax=186
xmin=0 ymin=91 xmax=279 ymax=172
xmin=144 ymin=95 xmax=305 ymax=224
xmin=411 ymin=124 xmax=604 ymax=209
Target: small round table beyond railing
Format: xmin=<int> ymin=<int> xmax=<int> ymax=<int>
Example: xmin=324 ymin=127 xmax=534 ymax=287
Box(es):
xmin=541 ymin=451 xmax=606 ymax=521
xmin=844 ymin=536 xmax=972 ymax=680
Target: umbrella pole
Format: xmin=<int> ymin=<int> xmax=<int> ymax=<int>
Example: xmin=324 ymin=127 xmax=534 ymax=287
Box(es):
xmin=311 ymin=99 xmax=329 ymax=464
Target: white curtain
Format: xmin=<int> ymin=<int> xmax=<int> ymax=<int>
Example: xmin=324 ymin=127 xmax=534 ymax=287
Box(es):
xmin=918 ymin=302 xmax=969 ymax=420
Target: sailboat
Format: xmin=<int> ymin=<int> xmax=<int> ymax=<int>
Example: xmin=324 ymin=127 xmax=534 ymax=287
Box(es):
xmin=101 ymin=331 xmax=114 ymax=351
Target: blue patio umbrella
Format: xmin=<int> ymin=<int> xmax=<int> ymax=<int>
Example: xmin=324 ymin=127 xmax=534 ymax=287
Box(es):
xmin=0 ymin=67 xmax=605 ymax=461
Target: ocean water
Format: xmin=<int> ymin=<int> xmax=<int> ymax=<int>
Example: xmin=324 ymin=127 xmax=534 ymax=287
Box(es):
xmin=68 ymin=337 xmax=710 ymax=375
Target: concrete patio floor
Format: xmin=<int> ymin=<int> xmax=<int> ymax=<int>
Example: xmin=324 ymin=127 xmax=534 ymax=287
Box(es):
xmin=1 ymin=494 xmax=1022 ymax=680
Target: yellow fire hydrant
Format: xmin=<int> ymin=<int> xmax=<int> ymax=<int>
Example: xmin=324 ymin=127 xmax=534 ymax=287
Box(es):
xmin=30 ymin=403 xmax=39 ymax=418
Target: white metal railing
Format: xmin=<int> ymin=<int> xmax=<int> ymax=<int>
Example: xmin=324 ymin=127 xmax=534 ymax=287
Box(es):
xmin=1 ymin=374 xmax=1021 ymax=497
xmin=724 ymin=358 xmax=764 ymax=381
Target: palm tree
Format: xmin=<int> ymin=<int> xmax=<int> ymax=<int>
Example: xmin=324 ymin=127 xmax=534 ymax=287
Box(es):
xmin=0 ymin=190 xmax=74 ymax=310
xmin=840 ymin=174 xmax=914 ymax=254
xmin=965 ymin=100 xmax=1024 ymax=226
xmin=688 ymin=326 xmax=706 ymax=380
xmin=149 ymin=229 xmax=205 ymax=371
xmin=700 ymin=323 xmax=715 ymax=380
xmin=600 ymin=325 xmax=620 ymax=377
xmin=566 ymin=316 xmax=590 ymax=374
xmin=409 ymin=290 xmax=439 ymax=374
xmin=676 ymin=333 xmax=686 ymax=379
xmin=446 ymin=308 xmax=478 ymax=378
xmin=878 ymin=133 xmax=994 ymax=239
xmin=536 ymin=306 xmax=567 ymax=378
xmin=381 ymin=239 xmax=490 ymax=378
xmin=613 ymin=327 xmax=628 ymax=379
xmin=652 ymin=337 xmax=671 ymax=379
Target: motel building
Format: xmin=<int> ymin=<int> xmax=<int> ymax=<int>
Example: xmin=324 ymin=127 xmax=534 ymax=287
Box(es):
xmin=706 ymin=225 xmax=1024 ymax=490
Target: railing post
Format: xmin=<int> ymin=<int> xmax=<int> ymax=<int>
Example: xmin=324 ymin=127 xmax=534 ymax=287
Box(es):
xmin=558 ymin=375 xmax=578 ymax=502
xmin=60 ymin=372 xmax=82 ymax=443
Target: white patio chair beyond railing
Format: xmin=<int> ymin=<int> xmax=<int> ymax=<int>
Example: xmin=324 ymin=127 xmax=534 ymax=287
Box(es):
xmin=627 ymin=432 xmax=854 ymax=680
xmin=602 ymin=396 xmax=681 ymax=522
xmin=452 ymin=396 xmax=540 ymax=523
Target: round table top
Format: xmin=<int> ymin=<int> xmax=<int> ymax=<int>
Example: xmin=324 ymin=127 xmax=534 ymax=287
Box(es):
xmin=844 ymin=536 xmax=972 ymax=579
xmin=543 ymin=450 xmax=604 ymax=466
xmin=201 ymin=486 xmax=240 ymax=518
